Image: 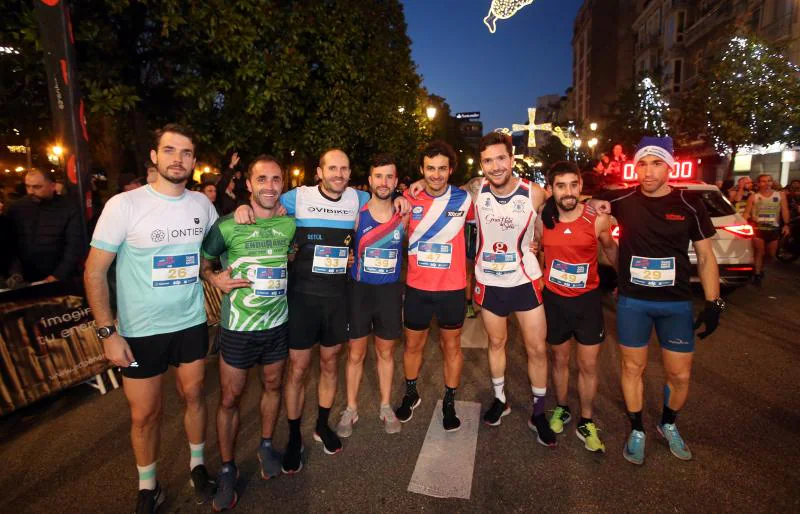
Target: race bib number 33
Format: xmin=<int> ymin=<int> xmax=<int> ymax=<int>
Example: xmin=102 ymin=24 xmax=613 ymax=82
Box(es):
xmin=312 ymin=245 xmax=348 ymax=274
xmin=548 ymin=259 xmax=589 ymax=288
xmin=152 ymin=253 xmax=200 ymax=287
xmin=417 ymin=242 xmax=452 ymax=269
xmin=629 ymin=256 xmax=676 ymax=287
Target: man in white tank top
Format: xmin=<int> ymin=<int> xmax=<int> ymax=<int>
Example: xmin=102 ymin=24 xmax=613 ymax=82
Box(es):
xmin=464 ymin=132 xmax=557 ymax=447
xmin=743 ymin=174 xmax=790 ymax=284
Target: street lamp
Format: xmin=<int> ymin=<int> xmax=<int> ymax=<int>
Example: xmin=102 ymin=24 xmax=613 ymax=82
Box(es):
xmin=426 ymin=106 xmax=437 ymax=120
xmin=467 ymin=157 xmax=474 ymax=166
xmin=203 ymin=166 xmax=211 ymax=174
xmin=588 ymin=138 xmax=598 ymax=158
xmin=292 ymin=168 xmax=300 ymax=177
xmin=589 ymin=122 xmax=598 ymax=132
xmin=51 ymin=145 xmax=63 ymax=156
xmin=574 ymin=139 xmax=583 ymax=149
xmin=397 ymin=106 xmax=405 ymax=113
xmin=15 ymin=166 xmax=24 ymax=172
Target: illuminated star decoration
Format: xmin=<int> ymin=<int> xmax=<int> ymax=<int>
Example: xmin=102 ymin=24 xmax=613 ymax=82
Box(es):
xmin=484 ymin=0 xmax=536 ymax=34
xmin=512 ymin=108 xmax=552 ymax=148
xmin=550 ymin=126 xmax=574 ymax=148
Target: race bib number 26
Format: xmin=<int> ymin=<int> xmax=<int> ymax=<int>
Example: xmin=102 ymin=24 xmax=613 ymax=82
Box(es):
xmin=629 ymin=256 xmax=676 ymax=287
xmin=152 ymin=253 xmax=200 ymax=287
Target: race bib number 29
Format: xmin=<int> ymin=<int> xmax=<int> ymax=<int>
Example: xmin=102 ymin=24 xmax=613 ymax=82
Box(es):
xmin=629 ymin=256 xmax=676 ymax=287
xmin=152 ymin=253 xmax=200 ymax=287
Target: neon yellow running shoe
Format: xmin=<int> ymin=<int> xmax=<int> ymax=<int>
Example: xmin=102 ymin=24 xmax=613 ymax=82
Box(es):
xmin=548 ymin=405 xmax=571 ymax=434
xmin=576 ymin=421 xmax=606 ymax=453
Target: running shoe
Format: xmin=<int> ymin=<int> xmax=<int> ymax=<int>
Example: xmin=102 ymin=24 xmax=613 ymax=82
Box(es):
xmin=548 ymin=405 xmax=572 ymax=434
xmin=395 ymin=393 xmax=421 ymax=423
xmin=189 ymin=464 xmax=215 ymax=505
xmin=281 ymin=444 xmax=304 ymax=475
xmin=483 ymin=398 xmax=511 ymax=426
xmin=623 ymin=429 xmax=646 ymax=465
xmin=443 ymin=400 xmax=462 ymax=432
xmin=656 ymin=423 xmax=693 ymax=460
xmin=257 ymin=445 xmax=282 ymax=480
xmin=313 ymin=425 xmax=343 ymax=455
xmin=528 ymin=413 xmax=557 ymax=447
xmin=335 ymin=407 xmax=359 ymax=438
xmin=466 ymin=304 xmax=477 ymax=318
xmin=135 ymin=483 xmax=165 ymax=514
xmin=576 ymin=420 xmax=605 ymax=453
xmin=211 ymin=465 xmax=238 ymax=512
xmin=379 ymin=405 xmax=402 ymax=434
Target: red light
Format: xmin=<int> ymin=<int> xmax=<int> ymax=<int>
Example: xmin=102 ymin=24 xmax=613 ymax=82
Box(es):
xmin=725 ymin=266 xmax=754 ymax=271
xmin=611 ymin=226 xmax=620 ymax=239
xmin=622 ymin=160 xmax=696 ymax=181
xmin=722 ymin=224 xmax=754 ymax=238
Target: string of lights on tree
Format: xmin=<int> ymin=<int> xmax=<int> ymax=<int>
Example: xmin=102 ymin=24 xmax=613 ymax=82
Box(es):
xmin=638 ymin=77 xmax=669 ymax=137
xmin=705 ymin=36 xmax=800 ymax=155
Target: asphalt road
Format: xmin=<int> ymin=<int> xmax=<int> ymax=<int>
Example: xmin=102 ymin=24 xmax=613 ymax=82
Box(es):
xmin=1 ymin=262 xmax=799 ymax=513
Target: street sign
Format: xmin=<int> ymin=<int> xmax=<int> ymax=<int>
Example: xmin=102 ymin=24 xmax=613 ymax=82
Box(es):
xmin=455 ymin=112 xmax=481 ymax=120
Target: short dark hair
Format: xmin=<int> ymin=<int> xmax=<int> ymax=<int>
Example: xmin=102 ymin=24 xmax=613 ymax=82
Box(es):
xmin=201 ymin=182 xmax=216 ymax=192
xmin=479 ymin=132 xmax=513 ymax=157
xmin=547 ymin=161 xmax=580 ymax=186
xmin=25 ymin=169 xmax=55 ymax=183
xmin=247 ymin=154 xmax=282 ymax=179
xmin=152 ymin=123 xmax=195 ymax=151
xmin=319 ymin=148 xmax=348 ymax=169
xmin=419 ymin=140 xmax=457 ymax=169
xmin=369 ymin=153 xmax=397 ymax=175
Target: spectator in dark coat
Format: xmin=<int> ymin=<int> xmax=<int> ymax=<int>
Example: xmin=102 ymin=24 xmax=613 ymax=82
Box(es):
xmin=7 ymin=170 xmax=85 ymax=283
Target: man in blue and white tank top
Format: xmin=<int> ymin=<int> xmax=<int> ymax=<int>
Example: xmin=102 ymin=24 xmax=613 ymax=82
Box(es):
xmin=743 ymin=174 xmax=791 ymax=284
xmin=336 ymin=154 xmax=407 ymax=439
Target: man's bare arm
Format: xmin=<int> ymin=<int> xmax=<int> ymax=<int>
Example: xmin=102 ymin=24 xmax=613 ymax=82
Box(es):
xmin=84 ymin=248 xmax=117 ymax=327
xmin=596 ymin=214 xmax=619 ymax=272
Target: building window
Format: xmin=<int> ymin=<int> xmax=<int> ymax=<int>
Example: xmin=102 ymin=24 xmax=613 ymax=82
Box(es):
xmin=673 ymin=59 xmax=683 ymax=93
xmin=675 ymin=11 xmax=686 ymax=42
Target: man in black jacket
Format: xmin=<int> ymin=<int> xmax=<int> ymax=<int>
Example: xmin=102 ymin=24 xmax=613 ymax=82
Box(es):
xmin=7 ymin=170 xmax=85 ymax=283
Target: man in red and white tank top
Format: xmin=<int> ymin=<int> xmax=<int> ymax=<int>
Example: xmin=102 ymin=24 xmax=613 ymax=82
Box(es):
xmin=538 ymin=161 xmax=618 ymax=453
xmin=464 ymin=132 xmax=556 ymax=447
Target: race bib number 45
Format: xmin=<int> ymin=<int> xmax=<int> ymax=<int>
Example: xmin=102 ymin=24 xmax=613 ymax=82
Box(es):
xmin=548 ymin=259 xmax=589 ymax=288
xmin=364 ymin=247 xmax=398 ymax=274
xmin=152 ymin=253 xmax=199 ymax=287
xmin=417 ymin=242 xmax=452 ymax=269
xmin=629 ymin=256 xmax=676 ymax=287
xmin=252 ymin=265 xmax=287 ymax=297
xmin=312 ymin=245 xmax=348 ymax=274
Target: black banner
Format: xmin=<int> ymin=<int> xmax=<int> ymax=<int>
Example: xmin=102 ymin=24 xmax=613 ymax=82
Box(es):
xmin=34 ymin=0 xmax=90 ymax=244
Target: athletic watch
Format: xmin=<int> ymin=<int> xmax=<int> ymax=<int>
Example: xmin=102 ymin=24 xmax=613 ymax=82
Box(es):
xmin=708 ymin=298 xmax=726 ymax=312
xmin=96 ymin=325 xmax=117 ymax=340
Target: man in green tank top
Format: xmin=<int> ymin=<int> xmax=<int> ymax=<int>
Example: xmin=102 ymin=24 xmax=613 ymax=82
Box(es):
xmin=201 ymin=155 xmax=295 ymax=510
xmin=743 ymin=174 xmax=790 ymax=285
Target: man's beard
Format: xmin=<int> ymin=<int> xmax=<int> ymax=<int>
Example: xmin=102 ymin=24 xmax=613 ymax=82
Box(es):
xmin=556 ymin=195 xmax=578 ymax=211
xmin=159 ymin=165 xmax=190 ymax=184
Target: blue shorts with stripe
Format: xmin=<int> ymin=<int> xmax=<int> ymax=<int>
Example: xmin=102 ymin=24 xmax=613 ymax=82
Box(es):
xmin=218 ymin=323 xmax=289 ymax=369
xmin=616 ymin=295 xmax=695 ymax=353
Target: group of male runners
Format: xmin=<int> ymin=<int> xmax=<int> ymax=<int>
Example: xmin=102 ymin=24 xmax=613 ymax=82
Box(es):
xmin=86 ymin=124 xmax=724 ymax=513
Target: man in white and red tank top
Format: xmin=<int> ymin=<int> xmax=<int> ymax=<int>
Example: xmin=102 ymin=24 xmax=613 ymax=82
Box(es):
xmin=539 ymin=161 xmax=618 ymax=453
xmin=465 ymin=132 xmax=556 ymax=447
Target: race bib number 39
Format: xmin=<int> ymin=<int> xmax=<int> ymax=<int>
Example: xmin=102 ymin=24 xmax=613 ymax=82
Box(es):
xmin=364 ymin=247 xmax=398 ymax=274
xmin=481 ymin=251 xmax=518 ymax=275
xmin=417 ymin=242 xmax=452 ymax=269
xmin=312 ymin=245 xmax=348 ymax=274
xmin=629 ymin=256 xmax=676 ymax=287
xmin=548 ymin=259 xmax=589 ymax=288
xmin=252 ymin=265 xmax=287 ymax=297
xmin=152 ymin=253 xmax=199 ymax=287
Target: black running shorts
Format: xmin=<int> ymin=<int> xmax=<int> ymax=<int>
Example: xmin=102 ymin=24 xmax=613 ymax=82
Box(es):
xmin=474 ymin=280 xmax=543 ymax=317
xmin=122 ymin=322 xmax=208 ymax=379
xmin=348 ymin=281 xmax=403 ymax=340
xmin=219 ymin=323 xmax=288 ymax=369
xmin=288 ymin=291 xmax=348 ymax=350
xmin=403 ymin=286 xmax=466 ymax=331
xmin=543 ymin=287 xmax=605 ymax=346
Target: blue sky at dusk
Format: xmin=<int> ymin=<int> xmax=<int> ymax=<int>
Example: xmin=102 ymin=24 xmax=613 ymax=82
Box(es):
xmin=402 ymin=0 xmax=584 ymax=133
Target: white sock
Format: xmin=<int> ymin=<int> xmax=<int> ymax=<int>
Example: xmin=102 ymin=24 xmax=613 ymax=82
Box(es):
xmin=189 ymin=442 xmax=205 ymax=470
xmin=137 ymin=462 xmax=156 ymax=491
xmin=492 ymin=376 xmax=506 ymax=403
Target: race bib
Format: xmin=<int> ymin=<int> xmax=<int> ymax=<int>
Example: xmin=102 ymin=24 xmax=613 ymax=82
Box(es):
xmin=152 ymin=253 xmax=199 ymax=287
xmin=417 ymin=242 xmax=452 ymax=269
xmin=312 ymin=245 xmax=348 ymax=274
xmin=363 ymin=247 xmax=398 ymax=274
xmin=548 ymin=259 xmax=589 ymax=288
xmin=251 ymin=265 xmax=287 ymax=297
xmin=629 ymin=256 xmax=676 ymax=287
xmin=481 ymin=251 xmax=518 ymax=276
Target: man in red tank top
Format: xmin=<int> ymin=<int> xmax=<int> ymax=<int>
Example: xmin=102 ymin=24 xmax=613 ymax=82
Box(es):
xmin=539 ymin=162 xmax=618 ymax=453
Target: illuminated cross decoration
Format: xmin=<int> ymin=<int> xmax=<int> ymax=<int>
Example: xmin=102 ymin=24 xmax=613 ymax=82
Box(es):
xmin=512 ymin=108 xmax=552 ymax=148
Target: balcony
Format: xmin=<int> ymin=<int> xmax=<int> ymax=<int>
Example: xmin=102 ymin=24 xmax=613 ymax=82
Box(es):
xmin=684 ymin=2 xmax=734 ymax=47
xmin=636 ymin=33 xmax=662 ymax=54
xmin=760 ymin=14 xmax=793 ymax=43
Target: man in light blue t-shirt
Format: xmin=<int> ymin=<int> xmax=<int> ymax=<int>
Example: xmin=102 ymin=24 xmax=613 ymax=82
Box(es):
xmin=85 ymin=124 xmax=218 ymax=513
